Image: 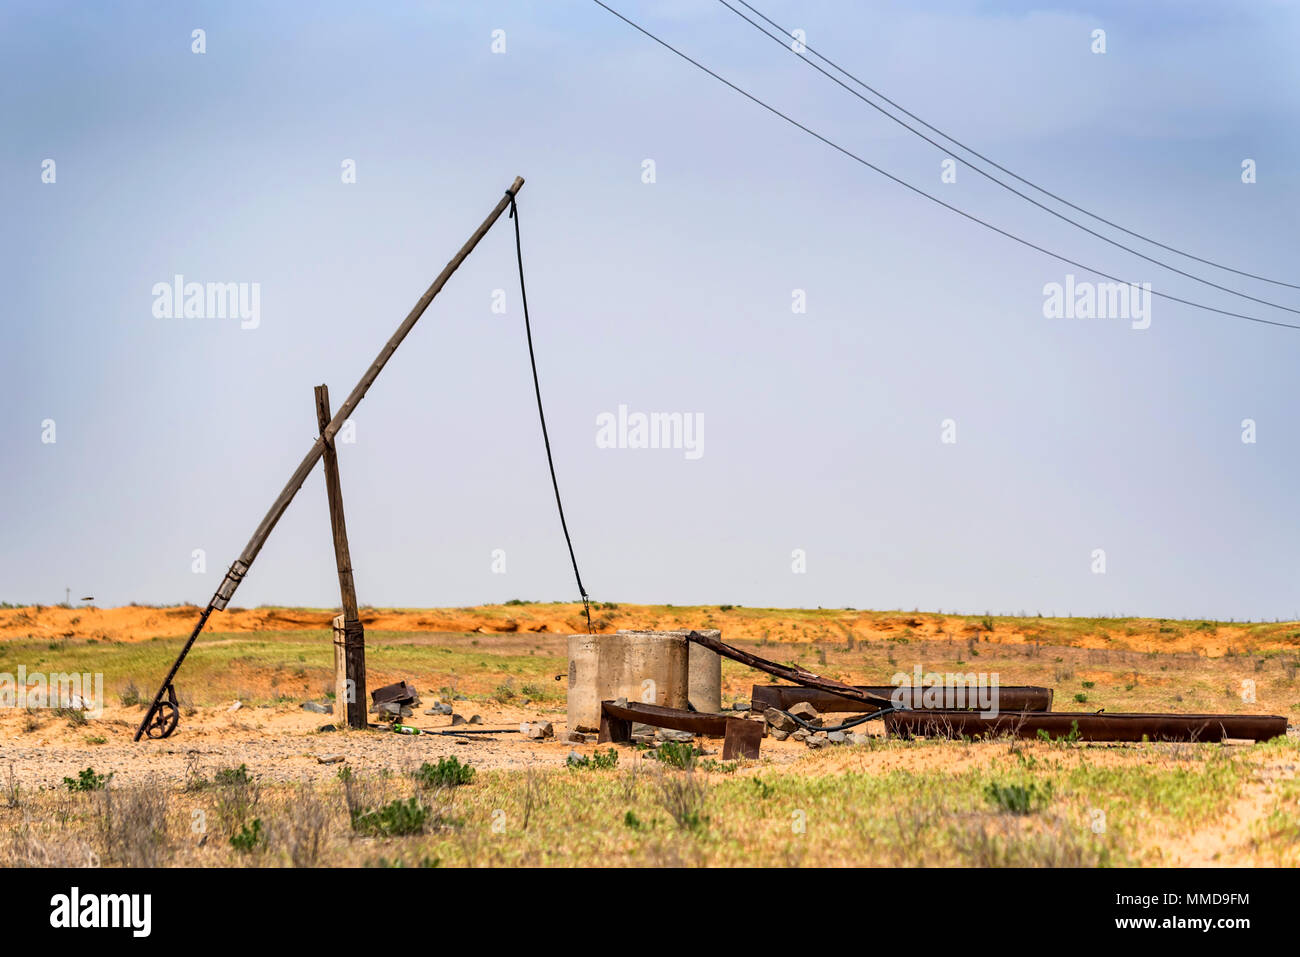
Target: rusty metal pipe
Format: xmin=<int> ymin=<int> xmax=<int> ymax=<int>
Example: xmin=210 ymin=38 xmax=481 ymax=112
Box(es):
xmin=883 ymin=710 xmax=1287 ymax=742
xmin=750 ymin=684 xmax=1053 ymax=714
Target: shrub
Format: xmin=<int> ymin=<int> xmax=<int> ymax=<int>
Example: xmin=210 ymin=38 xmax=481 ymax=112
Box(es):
xmin=414 ymin=757 xmax=475 ymax=789
xmin=567 ymin=749 xmax=618 ymax=770
xmin=985 ymin=780 xmax=1052 ymax=815
xmin=649 ymin=742 xmax=701 ymax=770
xmin=230 ymin=819 xmax=264 ymax=853
xmin=350 ymin=798 xmax=429 ymax=836
xmin=64 ymin=767 xmax=111 ymax=792
xmin=213 ymin=764 xmax=251 ymax=786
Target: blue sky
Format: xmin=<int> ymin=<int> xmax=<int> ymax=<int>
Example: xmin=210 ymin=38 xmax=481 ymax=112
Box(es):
xmin=3 ymin=1 xmax=1299 ymax=619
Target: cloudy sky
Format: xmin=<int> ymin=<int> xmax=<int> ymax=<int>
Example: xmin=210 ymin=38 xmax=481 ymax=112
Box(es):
xmin=3 ymin=1 xmax=1299 ymax=619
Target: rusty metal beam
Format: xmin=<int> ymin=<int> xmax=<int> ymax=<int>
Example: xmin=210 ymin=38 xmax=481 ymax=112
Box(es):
xmin=750 ymin=684 xmax=1053 ymax=714
xmin=685 ymin=630 xmax=892 ymax=709
xmin=883 ymin=710 xmax=1287 ymax=742
xmin=598 ymin=699 xmax=763 ymax=759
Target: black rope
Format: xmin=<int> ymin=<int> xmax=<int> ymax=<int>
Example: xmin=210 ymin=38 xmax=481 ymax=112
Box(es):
xmin=780 ymin=707 xmax=897 ymax=733
xmin=507 ymin=189 xmax=594 ymax=634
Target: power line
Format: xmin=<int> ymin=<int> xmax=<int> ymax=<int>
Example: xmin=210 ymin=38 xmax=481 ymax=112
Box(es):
xmin=717 ymin=0 xmax=1300 ymax=317
xmin=590 ymin=0 xmax=1300 ymax=331
xmin=729 ymin=0 xmax=1300 ymax=292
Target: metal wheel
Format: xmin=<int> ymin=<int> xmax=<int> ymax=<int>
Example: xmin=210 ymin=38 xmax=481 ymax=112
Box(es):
xmin=145 ymin=687 xmax=180 ymax=739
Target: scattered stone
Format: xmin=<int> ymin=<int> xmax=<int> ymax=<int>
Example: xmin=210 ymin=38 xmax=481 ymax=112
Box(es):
xmin=562 ymin=730 xmax=590 ymax=744
xmin=613 ymin=697 xmax=629 ymax=708
xmin=520 ymin=721 xmax=554 ymax=740
xmin=789 ymin=702 xmax=822 ymax=727
xmin=763 ymin=708 xmax=797 ymax=733
xmin=316 ymin=754 xmax=345 ymax=764
xmin=771 ymin=729 xmax=790 ymax=742
xmin=468 ymin=714 xmax=483 ymax=725
xmin=227 ymin=701 xmax=242 ymax=713
xmin=827 ymin=731 xmax=847 ymax=744
xmin=450 ymin=714 xmax=466 ymax=726
xmin=567 ymin=750 xmax=584 ymax=764
xmin=847 ymin=733 xmax=869 ymax=746
xmin=318 ymin=724 xmax=337 ymax=733
xmin=301 ymin=701 xmax=331 ymax=714
xmin=792 ymin=728 xmax=810 ymax=742
xmin=805 ymin=734 xmax=830 ymax=749
xmin=656 ymin=728 xmax=694 ymax=743
xmin=631 ymin=722 xmax=655 ymax=737
xmin=427 ymin=702 xmax=453 ymax=715
xmin=454 ymin=694 xmax=468 ymax=701
xmin=732 ymin=700 xmax=750 ymax=711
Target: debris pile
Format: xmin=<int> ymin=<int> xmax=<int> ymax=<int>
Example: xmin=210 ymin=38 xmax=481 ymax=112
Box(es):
xmin=370 ymin=680 xmax=420 ymax=720
xmin=763 ymin=703 xmax=873 ymax=748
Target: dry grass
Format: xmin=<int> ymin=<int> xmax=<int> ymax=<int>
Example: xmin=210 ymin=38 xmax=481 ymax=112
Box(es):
xmin=0 ymin=737 xmax=1293 ymax=867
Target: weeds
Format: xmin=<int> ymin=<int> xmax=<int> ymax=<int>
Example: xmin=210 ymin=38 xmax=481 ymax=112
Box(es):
xmin=566 ymin=749 xmax=618 ymax=770
xmin=97 ymin=782 xmax=171 ymax=866
xmin=270 ymin=785 xmax=330 ymax=866
xmin=230 ymin=819 xmax=265 ymax=853
xmin=63 ymin=767 xmax=112 ymax=792
xmin=649 ymin=741 xmax=702 ymax=770
xmin=350 ymin=797 xmax=429 ymax=837
xmin=413 ymin=757 xmax=475 ymax=789
xmin=657 ymin=769 xmax=708 ymax=832
xmin=985 ymin=780 xmax=1052 ymax=814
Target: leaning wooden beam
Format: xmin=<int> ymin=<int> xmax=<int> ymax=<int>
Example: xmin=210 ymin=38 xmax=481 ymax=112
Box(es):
xmin=134 ymin=176 xmax=526 ymax=741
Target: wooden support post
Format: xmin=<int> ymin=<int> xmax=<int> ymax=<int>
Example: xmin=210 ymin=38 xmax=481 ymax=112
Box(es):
xmin=315 ymin=384 xmax=367 ymax=729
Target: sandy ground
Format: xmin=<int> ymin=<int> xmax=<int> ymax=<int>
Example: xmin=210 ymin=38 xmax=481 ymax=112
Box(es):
xmin=0 ymin=701 xmax=830 ymax=790
xmin=7 ymin=603 xmax=1300 ymax=655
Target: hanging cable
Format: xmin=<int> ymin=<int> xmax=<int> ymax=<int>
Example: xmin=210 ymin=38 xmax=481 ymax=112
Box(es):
xmin=715 ymin=0 xmax=1300 ymax=314
xmin=590 ymin=0 xmax=1300 ymax=331
xmin=507 ymin=187 xmax=594 ymax=633
xmin=726 ymin=0 xmax=1300 ymax=292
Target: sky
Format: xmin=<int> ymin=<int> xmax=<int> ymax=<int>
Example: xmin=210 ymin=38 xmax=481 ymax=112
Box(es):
xmin=2 ymin=0 xmax=1299 ymax=620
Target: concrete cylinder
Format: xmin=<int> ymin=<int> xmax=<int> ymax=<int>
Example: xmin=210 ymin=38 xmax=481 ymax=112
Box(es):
xmin=614 ymin=628 xmax=723 ymax=715
xmin=566 ymin=631 xmax=690 ymax=732
xmin=566 ymin=633 xmax=602 ymax=734
xmin=685 ymin=629 xmax=722 ymax=715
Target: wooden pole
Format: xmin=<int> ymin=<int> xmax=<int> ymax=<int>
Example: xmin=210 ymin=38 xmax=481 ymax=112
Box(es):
xmin=135 ymin=176 xmax=524 ymax=740
xmin=314 ymin=384 xmax=367 ymax=729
